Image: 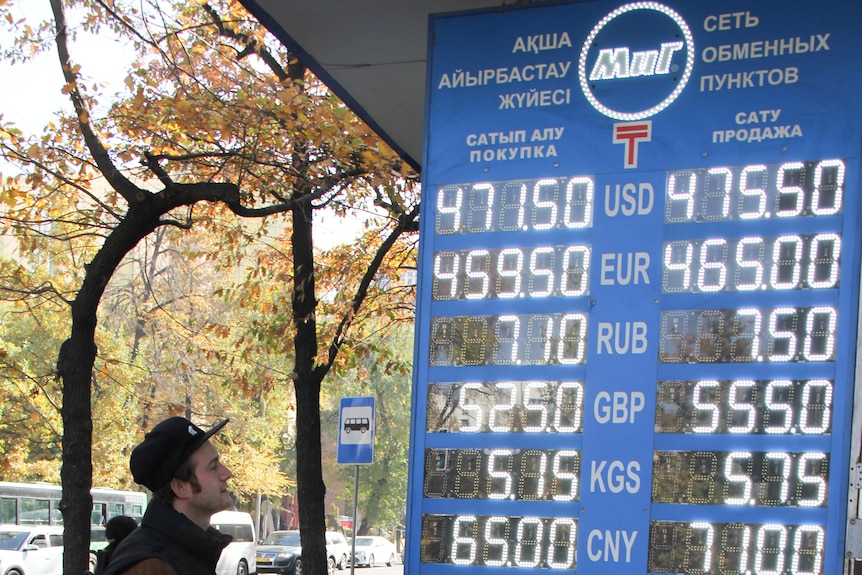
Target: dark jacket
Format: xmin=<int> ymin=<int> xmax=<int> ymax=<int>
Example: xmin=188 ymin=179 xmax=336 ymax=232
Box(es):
xmin=93 ymin=542 xmax=120 ymax=575
xmin=102 ymin=500 xmax=232 ymax=575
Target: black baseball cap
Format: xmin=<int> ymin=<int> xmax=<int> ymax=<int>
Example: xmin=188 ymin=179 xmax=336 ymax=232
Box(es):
xmin=130 ymin=416 xmax=229 ymax=491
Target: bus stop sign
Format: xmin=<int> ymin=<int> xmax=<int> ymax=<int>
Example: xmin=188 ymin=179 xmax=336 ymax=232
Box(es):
xmin=337 ymin=396 xmax=375 ymax=465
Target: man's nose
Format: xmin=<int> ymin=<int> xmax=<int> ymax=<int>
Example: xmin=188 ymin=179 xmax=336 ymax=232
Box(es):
xmin=221 ymin=463 xmax=233 ymax=479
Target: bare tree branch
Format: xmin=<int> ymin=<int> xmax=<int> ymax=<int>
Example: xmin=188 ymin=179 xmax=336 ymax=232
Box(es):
xmin=50 ymin=0 xmax=143 ymax=204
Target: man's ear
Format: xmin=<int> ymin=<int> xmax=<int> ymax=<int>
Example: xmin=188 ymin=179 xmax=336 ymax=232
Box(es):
xmin=171 ymin=477 xmax=192 ymax=500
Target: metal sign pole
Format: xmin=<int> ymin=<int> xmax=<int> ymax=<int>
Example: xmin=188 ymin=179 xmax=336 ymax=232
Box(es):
xmin=338 ymin=397 xmax=374 ymax=574
xmin=350 ymin=464 xmax=359 ymax=575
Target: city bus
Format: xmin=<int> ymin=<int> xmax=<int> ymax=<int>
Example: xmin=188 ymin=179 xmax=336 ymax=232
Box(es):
xmin=0 ymin=481 xmax=147 ymax=527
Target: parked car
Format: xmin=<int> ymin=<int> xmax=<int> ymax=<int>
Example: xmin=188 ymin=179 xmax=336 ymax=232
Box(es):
xmin=256 ymin=530 xmax=351 ymax=575
xmin=256 ymin=531 xmax=302 ymax=575
xmin=211 ymin=511 xmax=257 ymax=575
xmin=324 ymin=532 xmax=349 ymax=571
xmin=349 ymin=536 xmax=397 ymax=567
xmin=0 ymin=524 xmax=64 ymax=575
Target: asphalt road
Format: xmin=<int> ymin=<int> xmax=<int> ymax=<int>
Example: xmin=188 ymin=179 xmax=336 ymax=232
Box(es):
xmin=342 ymin=560 xmax=403 ymax=575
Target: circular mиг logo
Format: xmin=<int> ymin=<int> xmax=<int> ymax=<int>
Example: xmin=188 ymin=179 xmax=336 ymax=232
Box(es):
xmin=578 ymin=2 xmax=694 ymax=121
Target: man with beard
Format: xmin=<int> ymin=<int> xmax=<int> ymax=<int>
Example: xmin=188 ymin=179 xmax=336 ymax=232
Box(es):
xmin=103 ymin=416 xmax=234 ymax=575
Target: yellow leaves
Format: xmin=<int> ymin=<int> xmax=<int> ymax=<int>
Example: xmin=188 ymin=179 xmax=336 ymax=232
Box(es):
xmin=114 ymin=149 xmax=135 ymax=164
xmin=133 ymin=87 xmax=145 ymax=110
xmin=190 ymin=42 xmax=208 ymax=57
xmin=276 ymin=88 xmax=299 ymax=106
xmin=26 ymin=144 xmax=40 ymax=159
xmin=361 ymin=134 xmax=380 ymax=148
xmin=207 ymin=324 xmax=233 ymax=339
xmin=60 ymin=62 xmax=81 ymax=76
xmin=360 ymin=149 xmax=378 ymax=167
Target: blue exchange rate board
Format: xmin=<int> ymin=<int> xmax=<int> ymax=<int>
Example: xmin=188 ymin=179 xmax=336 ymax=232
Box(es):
xmin=406 ymin=2 xmax=862 ymax=575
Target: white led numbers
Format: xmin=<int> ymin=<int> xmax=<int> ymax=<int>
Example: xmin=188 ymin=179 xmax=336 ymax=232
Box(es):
xmin=430 ymin=314 xmax=588 ymax=366
xmin=423 ymin=448 xmax=580 ymax=502
xmin=433 ymin=380 xmax=584 ymax=434
xmin=433 ymin=245 xmax=591 ymax=300
xmin=659 ymin=307 xmax=837 ymax=363
xmin=648 ymin=521 xmax=826 ymax=575
xmin=653 ymin=450 xmax=829 ymax=507
xmin=421 ymin=515 xmax=577 ymax=568
xmin=665 ymin=160 xmax=845 ymax=222
xmin=656 ymin=379 xmax=833 ymax=436
xmin=662 ymin=234 xmax=841 ymax=293
xmin=435 ymin=176 xmax=594 ymax=234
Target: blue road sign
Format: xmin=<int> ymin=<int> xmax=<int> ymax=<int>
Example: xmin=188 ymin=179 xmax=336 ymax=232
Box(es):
xmin=406 ymin=2 xmax=862 ymax=575
xmin=338 ymin=397 xmax=375 ymax=465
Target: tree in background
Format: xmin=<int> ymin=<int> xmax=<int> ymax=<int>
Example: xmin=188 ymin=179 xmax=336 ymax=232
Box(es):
xmin=325 ymin=322 xmax=414 ymax=534
xmin=0 ymin=256 xmax=66 ymax=483
xmin=0 ymin=1 xmax=418 ymax=573
xmin=93 ymin=223 xmax=297 ymax=497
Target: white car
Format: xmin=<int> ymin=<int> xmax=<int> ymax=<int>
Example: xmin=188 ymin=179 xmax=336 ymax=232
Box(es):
xmin=0 ymin=525 xmax=64 ymax=575
xmin=211 ymin=511 xmax=257 ymax=575
xmin=349 ymin=536 xmax=397 ymax=568
xmin=325 ymin=531 xmax=350 ymax=571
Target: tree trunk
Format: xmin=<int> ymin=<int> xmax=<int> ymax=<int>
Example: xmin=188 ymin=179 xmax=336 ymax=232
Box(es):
xmin=291 ymin=190 xmax=329 ymax=575
xmin=58 ymin=332 xmax=95 ymax=575
xmin=58 ymin=212 xmax=159 ymax=575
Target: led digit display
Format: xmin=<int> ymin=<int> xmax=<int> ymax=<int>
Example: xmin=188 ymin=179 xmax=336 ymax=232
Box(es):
xmin=665 ymin=160 xmax=844 ymax=223
xmin=655 ymin=379 xmax=833 ymax=435
xmin=430 ymin=313 xmax=588 ymax=366
xmin=435 ymin=175 xmax=595 ymax=235
xmin=411 ymin=3 xmax=862 ymax=575
xmin=433 ymin=245 xmax=591 ymax=300
xmin=420 ymin=514 xmax=578 ymax=568
xmin=652 ymin=450 xmax=829 ymax=507
xmin=426 ymin=381 xmax=585 ymax=433
xmin=662 ymin=233 xmax=841 ymax=293
xmin=648 ymin=522 xmax=825 ymax=575
xmin=658 ymin=306 xmax=837 ymax=363
xmin=424 ymin=448 xmax=581 ymax=500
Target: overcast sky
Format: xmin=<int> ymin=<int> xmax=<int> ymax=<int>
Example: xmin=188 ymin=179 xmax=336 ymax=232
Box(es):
xmin=0 ymin=2 xmax=136 ymax=134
